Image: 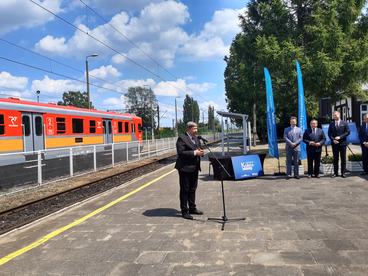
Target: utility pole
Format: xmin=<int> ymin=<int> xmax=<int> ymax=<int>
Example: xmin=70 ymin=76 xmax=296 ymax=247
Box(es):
xmin=157 ymin=105 xmax=160 ymax=139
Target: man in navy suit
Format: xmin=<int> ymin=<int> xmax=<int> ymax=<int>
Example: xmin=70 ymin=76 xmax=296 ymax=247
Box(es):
xmin=328 ymin=111 xmax=350 ymax=178
xmin=359 ymin=114 xmax=368 ymax=175
xmin=303 ymin=119 xmax=326 ymax=178
xmin=284 ymin=116 xmax=303 ymax=179
xmin=175 ymin=121 xmax=204 ymax=220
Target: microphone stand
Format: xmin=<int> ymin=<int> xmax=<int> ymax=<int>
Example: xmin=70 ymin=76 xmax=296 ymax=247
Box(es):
xmin=201 ymin=139 xmax=245 ymax=231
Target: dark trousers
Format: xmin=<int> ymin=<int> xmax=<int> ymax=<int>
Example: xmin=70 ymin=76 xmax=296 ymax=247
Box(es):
xmin=362 ymin=145 xmax=368 ymax=173
xmin=307 ymin=150 xmax=322 ymax=176
xmin=332 ymin=144 xmax=347 ymax=175
xmin=179 ymin=170 xmax=198 ymax=213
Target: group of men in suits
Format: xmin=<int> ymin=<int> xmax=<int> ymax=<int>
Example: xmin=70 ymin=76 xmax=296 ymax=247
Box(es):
xmin=284 ymin=111 xmax=368 ymax=179
xmin=174 ymin=115 xmax=368 ymax=220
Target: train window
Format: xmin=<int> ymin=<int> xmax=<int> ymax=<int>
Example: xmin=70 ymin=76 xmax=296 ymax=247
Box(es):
xmin=89 ymin=120 xmax=96 ymax=133
xmin=22 ymin=116 xmax=30 ymax=136
xmin=138 ymin=123 xmax=142 ymax=132
xmin=131 ymin=123 xmax=135 ymax=133
xmin=56 ymin=117 xmax=66 ymax=134
xmin=72 ymin=118 xmax=84 ymax=133
xmin=0 ymin=114 xmax=4 ymax=135
xmin=124 ymin=122 xmax=129 ymax=133
xmin=103 ymin=121 xmax=106 ymax=133
xmin=35 ymin=116 xmax=43 ymax=136
xmin=118 ymin=122 xmax=123 ymax=133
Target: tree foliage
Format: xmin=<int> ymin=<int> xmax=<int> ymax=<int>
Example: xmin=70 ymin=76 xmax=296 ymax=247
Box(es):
xmin=125 ymin=86 xmax=157 ymax=128
xmin=225 ymin=0 xmax=368 ymax=140
xmin=208 ymin=105 xmax=215 ymax=130
xmin=183 ymin=94 xmax=200 ymax=123
xmin=58 ymin=91 xmax=92 ymax=108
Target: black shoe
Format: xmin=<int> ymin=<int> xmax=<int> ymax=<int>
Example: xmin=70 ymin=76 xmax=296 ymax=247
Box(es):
xmin=182 ymin=212 xmax=193 ymax=220
xmin=360 ymin=172 xmax=368 ymax=176
xmin=315 ymin=175 xmax=320 ymax=178
xmin=294 ymin=176 xmax=300 ymax=179
xmin=331 ymin=174 xmax=338 ymax=178
xmin=341 ymin=174 xmax=347 ymax=178
xmin=189 ymin=208 xmax=204 ymax=215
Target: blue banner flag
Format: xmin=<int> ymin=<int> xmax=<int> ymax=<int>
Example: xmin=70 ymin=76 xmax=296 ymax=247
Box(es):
xmin=296 ymin=61 xmax=307 ymax=160
xmin=264 ymin=68 xmax=279 ymax=158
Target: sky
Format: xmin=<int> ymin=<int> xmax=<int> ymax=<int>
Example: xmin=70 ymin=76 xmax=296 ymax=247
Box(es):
xmin=0 ymin=0 xmax=248 ymax=127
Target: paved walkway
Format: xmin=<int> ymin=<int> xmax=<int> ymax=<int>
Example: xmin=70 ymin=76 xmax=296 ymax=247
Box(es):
xmin=0 ymin=157 xmax=368 ymax=275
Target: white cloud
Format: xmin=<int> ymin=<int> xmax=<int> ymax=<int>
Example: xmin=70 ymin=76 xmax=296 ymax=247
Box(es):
xmin=31 ymin=75 xmax=84 ymax=95
xmin=35 ymin=35 xmax=68 ymax=54
xmin=89 ymin=65 xmax=121 ymax=80
xmin=101 ymin=96 xmax=125 ymax=109
xmin=0 ymin=0 xmax=63 ymax=34
xmin=179 ymin=8 xmax=243 ymax=59
xmin=154 ymin=79 xmax=216 ymax=97
xmin=0 ymin=71 xmax=28 ymax=91
xmin=83 ymin=0 xmax=162 ymax=14
xmin=35 ymin=1 xmax=190 ymax=67
xmin=111 ymin=54 xmax=127 ymax=64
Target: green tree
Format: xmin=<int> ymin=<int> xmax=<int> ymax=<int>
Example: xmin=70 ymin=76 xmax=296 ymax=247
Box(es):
xmin=183 ymin=94 xmax=200 ymax=123
xmin=208 ymin=105 xmax=215 ymax=130
xmin=58 ymin=91 xmax=92 ymax=108
xmin=225 ymin=0 xmax=368 ymax=141
xmin=125 ymin=86 xmax=157 ymax=128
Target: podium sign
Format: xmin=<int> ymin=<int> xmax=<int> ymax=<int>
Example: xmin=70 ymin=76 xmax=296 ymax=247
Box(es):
xmin=231 ymin=155 xmax=263 ymax=180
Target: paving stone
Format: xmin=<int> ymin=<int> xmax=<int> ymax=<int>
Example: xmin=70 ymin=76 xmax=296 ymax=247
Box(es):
xmin=135 ymin=251 xmax=167 ymax=264
xmin=2 ymin=160 xmax=368 ymax=275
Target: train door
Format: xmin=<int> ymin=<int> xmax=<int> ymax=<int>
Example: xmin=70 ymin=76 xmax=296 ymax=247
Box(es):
xmin=22 ymin=113 xmax=44 ymax=152
xmin=103 ymin=119 xmax=113 ymax=144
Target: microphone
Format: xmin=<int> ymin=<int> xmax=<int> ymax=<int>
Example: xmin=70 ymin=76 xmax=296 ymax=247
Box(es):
xmin=197 ymin=135 xmax=208 ymax=143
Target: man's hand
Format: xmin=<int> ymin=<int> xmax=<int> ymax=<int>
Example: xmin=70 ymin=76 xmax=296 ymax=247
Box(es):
xmin=335 ymin=136 xmax=340 ymax=140
xmin=315 ymin=142 xmax=321 ymax=147
xmin=333 ymin=139 xmax=339 ymax=144
xmin=194 ymin=149 xmax=204 ymax=157
xmin=309 ymin=141 xmax=315 ymax=146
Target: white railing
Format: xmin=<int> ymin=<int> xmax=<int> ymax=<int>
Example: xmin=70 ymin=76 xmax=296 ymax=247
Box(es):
xmin=0 ymin=133 xmax=220 ymax=195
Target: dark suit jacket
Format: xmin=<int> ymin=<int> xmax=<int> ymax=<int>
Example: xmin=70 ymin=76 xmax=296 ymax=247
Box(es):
xmin=359 ymin=123 xmax=368 ymax=146
xmin=175 ymin=133 xmax=202 ymax=173
xmin=328 ymin=120 xmax=350 ymax=146
xmin=303 ymin=128 xmax=326 ymax=153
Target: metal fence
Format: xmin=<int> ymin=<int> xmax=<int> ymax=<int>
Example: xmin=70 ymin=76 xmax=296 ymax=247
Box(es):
xmin=0 ymin=133 xmax=220 ymax=194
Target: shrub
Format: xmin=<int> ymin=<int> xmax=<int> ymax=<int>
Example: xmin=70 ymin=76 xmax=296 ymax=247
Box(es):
xmin=348 ymin=153 xmax=363 ymax=162
xmin=321 ymin=155 xmax=333 ymax=164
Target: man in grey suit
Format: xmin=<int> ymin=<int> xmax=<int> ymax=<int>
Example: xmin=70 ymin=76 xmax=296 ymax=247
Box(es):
xmin=284 ymin=116 xmax=303 ymax=179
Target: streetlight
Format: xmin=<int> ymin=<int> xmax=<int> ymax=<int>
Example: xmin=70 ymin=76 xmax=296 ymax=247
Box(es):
xmin=85 ymin=53 xmax=98 ymax=109
xmin=36 ymin=90 xmax=40 ymax=103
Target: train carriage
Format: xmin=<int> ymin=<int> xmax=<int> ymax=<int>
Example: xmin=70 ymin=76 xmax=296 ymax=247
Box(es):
xmin=0 ymin=97 xmax=142 ymax=154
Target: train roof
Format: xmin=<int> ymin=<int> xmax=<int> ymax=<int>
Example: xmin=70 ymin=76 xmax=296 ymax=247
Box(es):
xmin=0 ymin=97 xmax=141 ymax=120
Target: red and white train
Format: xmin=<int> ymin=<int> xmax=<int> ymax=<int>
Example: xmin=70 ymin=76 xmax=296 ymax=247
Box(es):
xmin=0 ymin=97 xmax=142 ymax=154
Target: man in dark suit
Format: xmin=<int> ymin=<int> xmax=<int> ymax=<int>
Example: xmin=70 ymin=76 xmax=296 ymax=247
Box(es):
xmin=328 ymin=111 xmax=350 ymax=178
xmin=303 ymin=119 xmax=326 ymax=178
xmin=359 ymin=114 xmax=368 ymax=175
xmin=175 ymin=121 xmax=204 ymax=220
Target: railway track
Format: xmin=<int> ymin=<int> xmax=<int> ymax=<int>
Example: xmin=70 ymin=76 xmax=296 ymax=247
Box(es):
xmin=0 ymin=155 xmax=177 ymax=235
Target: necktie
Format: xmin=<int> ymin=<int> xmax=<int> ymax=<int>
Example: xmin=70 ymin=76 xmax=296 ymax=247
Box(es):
xmin=336 ymin=121 xmax=339 ymax=128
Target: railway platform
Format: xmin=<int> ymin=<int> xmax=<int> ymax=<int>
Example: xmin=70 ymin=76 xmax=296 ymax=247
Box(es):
xmin=1 ymin=156 xmax=368 ymax=275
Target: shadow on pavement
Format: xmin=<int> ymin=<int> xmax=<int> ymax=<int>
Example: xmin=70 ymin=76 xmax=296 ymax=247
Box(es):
xmin=143 ymin=208 xmax=181 ymax=217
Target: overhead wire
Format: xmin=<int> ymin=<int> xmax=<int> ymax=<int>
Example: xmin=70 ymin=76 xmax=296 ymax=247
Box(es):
xmin=28 ymin=0 xmax=213 ymax=105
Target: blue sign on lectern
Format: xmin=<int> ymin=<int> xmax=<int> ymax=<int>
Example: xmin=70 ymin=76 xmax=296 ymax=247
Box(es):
xmin=231 ymin=155 xmax=264 ymax=180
